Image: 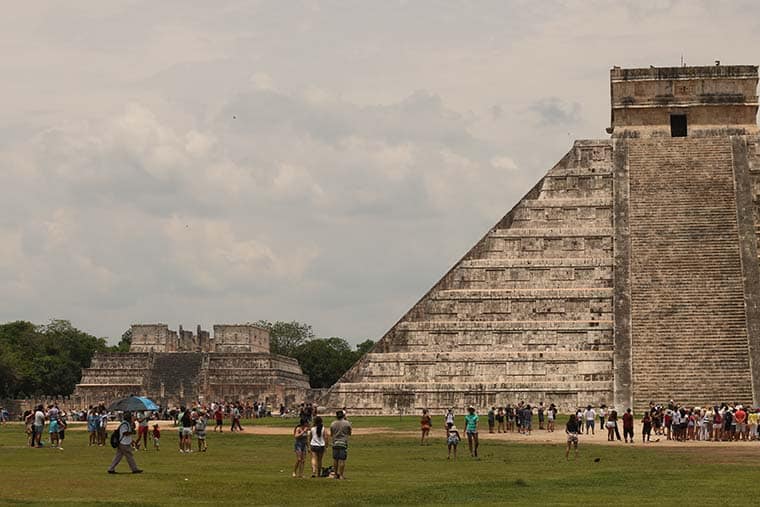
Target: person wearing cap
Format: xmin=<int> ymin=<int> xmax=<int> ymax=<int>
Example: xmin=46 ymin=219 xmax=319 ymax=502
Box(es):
xmin=464 ymin=406 xmax=479 ymax=458
xmin=330 ymin=410 xmax=352 ymax=479
xmin=446 ymin=422 xmax=461 ymax=460
xmin=107 ymin=411 xmax=143 ymax=474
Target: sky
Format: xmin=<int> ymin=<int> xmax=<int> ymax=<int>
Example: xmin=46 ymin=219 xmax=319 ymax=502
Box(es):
xmin=1 ymin=1 xmax=759 ymax=344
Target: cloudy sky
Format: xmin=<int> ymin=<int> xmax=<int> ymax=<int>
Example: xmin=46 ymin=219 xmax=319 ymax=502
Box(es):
xmin=1 ymin=1 xmax=758 ymax=344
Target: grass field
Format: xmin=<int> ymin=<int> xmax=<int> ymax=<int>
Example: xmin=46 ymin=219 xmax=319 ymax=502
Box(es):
xmin=0 ymin=419 xmax=757 ymax=506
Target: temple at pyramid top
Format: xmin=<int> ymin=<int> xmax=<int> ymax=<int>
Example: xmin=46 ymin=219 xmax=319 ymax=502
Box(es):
xmin=608 ymin=64 xmax=758 ymax=138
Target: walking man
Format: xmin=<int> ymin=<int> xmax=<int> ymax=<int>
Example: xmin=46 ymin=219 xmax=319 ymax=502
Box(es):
xmin=330 ymin=410 xmax=352 ymax=479
xmin=107 ymin=411 xmax=143 ymax=474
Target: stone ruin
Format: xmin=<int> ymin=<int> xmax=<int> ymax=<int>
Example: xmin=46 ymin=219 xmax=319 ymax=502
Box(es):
xmin=76 ymin=323 xmax=310 ymax=408
xmin=320 ymin=64 xmax=760 ymax=414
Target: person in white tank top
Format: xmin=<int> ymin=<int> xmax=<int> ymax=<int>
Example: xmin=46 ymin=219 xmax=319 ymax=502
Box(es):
xmin=309 ymin=416 xmax=329 ymax=477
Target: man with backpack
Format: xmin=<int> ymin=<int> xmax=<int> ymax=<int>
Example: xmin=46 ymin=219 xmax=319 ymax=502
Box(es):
xmin=107 ymin=411 xmax=143 ymax=474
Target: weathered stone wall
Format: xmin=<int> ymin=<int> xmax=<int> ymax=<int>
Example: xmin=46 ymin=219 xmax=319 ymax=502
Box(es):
xmin=75 ymin=351 xmax=309 ymax=408
xmin=212 ymin=324 xmax=270 ymax=353
xmin=320 ymin=140 xmax=616 ymax=414
xmin=130 ymin=324 xmax=176 ymax=352
xmin=610 ymin=65 xmax=759 ymax=138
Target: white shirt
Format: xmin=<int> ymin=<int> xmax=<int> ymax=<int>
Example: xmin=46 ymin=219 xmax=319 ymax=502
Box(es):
xmin=585 ymin=409 xmax=596 ymax=420
xmin=118 ymin=421 xmax=132 ymax=446
xmin=310 ymin=427 xmax=326 ymax=447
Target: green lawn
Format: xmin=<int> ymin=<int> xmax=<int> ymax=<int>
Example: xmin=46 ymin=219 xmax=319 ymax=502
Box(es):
xmin=0 ymin=422 xmax=756 ymax=506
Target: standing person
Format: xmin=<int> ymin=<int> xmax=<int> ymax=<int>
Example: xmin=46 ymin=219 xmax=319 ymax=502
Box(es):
xmin=537 ymin=402 xmax=545 ymax=430
xmin=24 ymin=410 xmax=34 ymax=446
xmin=292 ymin=418 xmax=309 ymax=478
xmin=107 ymin=412 xmax=142 ymax=474
xmin=599 ymin=404 xmax=607 ymax=429
xmin=606 ymin=410 xmax=617 ymax=441
xmin=464 ymin=406 xmax=479 ymax=458
xmin=523 ymin=405 xmax=533 ymax=435
xmin=547 ymin=404 xmax=556 ymax=432
xmin=180 ymin=408 xmax=194 ymax=453
xmin=584 ymin=405 xmax=596 ymax=435
xmin=330 ymin=410 xmax=352 ymax=480
xmin=195 ymin=411 xmax=208 ymax=452
xmin=87 ymin=408 xmax=98 ymax=446
xmin=641 ymin=412 xmax=652 ymax=443
xmin=32 ymin=405 xmax=45 ymax=448
xmin=565 ymin=413 xmax=580 ymax=460
xmin=622 ymin=408 xmax=634 ymax=444
xmin=135 ymin=411 xmax=149 ymax=451
xmin=48 ymin=415 xmax=60 ymax=449
xmin=420 ymin=409 xmax=432 ymax=445
xmin=496 ymin=407 xmax=505 ymax=433
xmin=152 ymin=424 xmax=161 ymax=451
xmin=214 ymin=406 xmax=224 ymax=432
xmin=446 ymin=422 xmax=461 ymax=460
xmin=98 ymin=409 xmax=109 ymax=446
xmin=444 ymin=408 xmax=455 ymax=429
xmin=309 ymin=416 xmax=328 ymax=478
xmin=57 ymin=411 xmax=67 ymax=449
xmin=487 ymin=407 xmax=495 ymax=434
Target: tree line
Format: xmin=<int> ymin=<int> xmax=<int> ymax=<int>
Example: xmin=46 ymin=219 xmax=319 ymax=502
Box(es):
xmin=0 ymin=319 xmax=373 ymax=398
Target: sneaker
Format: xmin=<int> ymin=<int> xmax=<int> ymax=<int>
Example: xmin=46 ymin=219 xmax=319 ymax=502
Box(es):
xmin=107 ymin=470 xmax=117 ymax=474
xmin=132 ymin=470 xmax=143 ymax=474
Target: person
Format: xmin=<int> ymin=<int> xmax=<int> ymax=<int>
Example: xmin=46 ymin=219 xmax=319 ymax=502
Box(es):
xmin=231 ymin=404 xmax=243 ymax=432
xmin=735 ymin=405 xmax=747 ymax=441
xmin=135 ymin=411 xmax=149 ymax=450
xmin=444 ymin=408 xmax=455 ymax=429
xmin=547 ymin=404 xmax=556 ymax=432
xmin=57 ymin=411 xmax=67 ymax=448
xmin=98 ymin=409 xmax=109 ymax=446
xmin=32 ymin=405 xmax=45 ymax=447
xmin=330 ymin=410 xmax=352 ymax=480
xmin=606 ymin=410 xmax=617 ymax=441
xmin=107 ymin=411 xmax=142 ymax=474
xmin=152 ymin=424 xmax=161 ymax=450
xmin=24 ymin=410 xmax=34 ymax=446
xmin=641 ymin=412 xmax=652 ymax=443
xmin=464 ymin=406 xmax=479 ymax=458
xmin=214 ymin=406 xmax=224 ymax=432
xmin=309 ymin=416 xmax=328 ymax=478
xmin=49 ymin=415 xmax=60 ymax=449
xmin=487 ymin=407 xmax=495 ymax=433
xmin=180 ymin=408 xmax=194 ymax=453
xmin=622 ymin=408 xmax=634 ymax=443
xmin=420 ymin=409 xmax=432 ymax=445
xmin=537 ymin=402 xmax=545 ymax=430
xmin=565 ymin=413 xmax=579 ymax=460
xmin=496 ymin=407 xmax=505 ymax=433
xmin=292 ymin=418 xmax=310 ymax=478
xmin=584 ymin=405 xmax=596 ymax=435
xmin=195 ymin=411 xmax=208 ymax=452
xmin=87 ymin=407 xmax=98 ymax=446
xmin=599 ymin=404 xmax=607 ymax=429
xmin=446 ymin=422 xmax=461 ymax=460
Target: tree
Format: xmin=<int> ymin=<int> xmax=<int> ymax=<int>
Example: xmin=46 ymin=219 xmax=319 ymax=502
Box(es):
xmin=0 ymin=320 xmax=108 ymax=397
xmin=113 ymin=328 xmax=133 ymax=352
xmin=355 ymin=339 xmax=375 ymax=357
xmin=256 ymin=320 xmax=314 ymax=356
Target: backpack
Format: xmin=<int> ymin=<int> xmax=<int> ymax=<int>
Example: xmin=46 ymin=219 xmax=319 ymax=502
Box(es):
xmin=110 ymin=429 xmax=120 ymax=448
xmin=110 ymin=421 xmax=126 ymax=448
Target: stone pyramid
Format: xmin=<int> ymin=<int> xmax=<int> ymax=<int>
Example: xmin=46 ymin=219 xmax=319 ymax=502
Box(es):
xmin=320 ymin=65 xmax=760 ymax=414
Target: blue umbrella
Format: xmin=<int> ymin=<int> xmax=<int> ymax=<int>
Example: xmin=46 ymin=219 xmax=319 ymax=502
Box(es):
xmin=108 ymin=396 xmax=159 ymax=412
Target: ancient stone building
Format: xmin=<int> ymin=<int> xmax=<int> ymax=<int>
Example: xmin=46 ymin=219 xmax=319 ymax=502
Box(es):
xmin=76 ymin=323 xmax=310 ymax=408
xmin=320 ymin=64 xmax=760 ymax=414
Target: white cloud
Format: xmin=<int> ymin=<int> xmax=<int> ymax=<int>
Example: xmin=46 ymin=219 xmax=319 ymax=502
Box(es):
xmin=1 ymin=0 xmax=757 ymax=342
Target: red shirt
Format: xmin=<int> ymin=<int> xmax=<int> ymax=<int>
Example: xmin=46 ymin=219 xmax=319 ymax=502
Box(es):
xmin=735 ymin=410 xmax=747 ymax=424
xmin=622 ymin=412 xmax=634 ymax=429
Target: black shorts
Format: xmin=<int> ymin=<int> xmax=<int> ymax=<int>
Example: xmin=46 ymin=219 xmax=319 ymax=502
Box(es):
xmin=332 ymin=447 xmax=347 ymax=461
xmin=311 ymin=445 xmax=325 ymax=453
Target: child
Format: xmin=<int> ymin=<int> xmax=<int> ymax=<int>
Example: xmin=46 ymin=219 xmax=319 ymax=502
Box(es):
xmin=446 ymin=422 xmax=461 ymax=460
xmin=152 ymin=424 xmax=161 ymax=450
xmin=195 ymin=411 xmax=208 ymax=452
